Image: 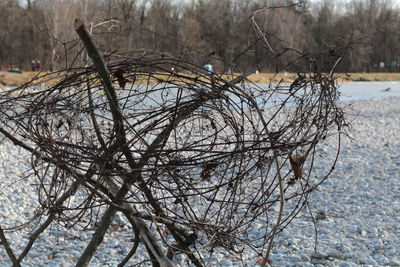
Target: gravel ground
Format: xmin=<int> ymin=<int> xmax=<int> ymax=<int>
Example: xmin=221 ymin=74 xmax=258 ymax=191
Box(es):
xmin=1 ymin=96 xmax=400 ymax=266
xmin=267 ymin=97 xmax=400 ymax=267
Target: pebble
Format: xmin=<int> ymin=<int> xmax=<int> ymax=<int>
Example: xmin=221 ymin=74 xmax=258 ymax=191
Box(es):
xmin=219 ymin=259 xmax=233 ymax=266
xmin=300 ymin=253 xmax=311 ymax=262
xmin=284 ymin=255 xmax=303 ymax=263
xmin=311 ymin=251 xmax=328 ymax=259
xmin=1 ymin=94 xmax=400 ymax=266
xmin=389 ymin=260 xmax=400 ymax=267
xmin=203 ymin=257 xmax=218 ymax=265
xmin=357 ymin=255 xmax=378 ymax=265
xmin=107 ymin=240 xmax=119 ymax=248
xmin=347 ymin=224 xmax=359 ymax=234
xmin=337 ymin=261 xmax=358 ymax=267
xmin=372 ymin=238 xmax=384 ymax=249
xmin=326 ymin=248 xmax=343 ymax=259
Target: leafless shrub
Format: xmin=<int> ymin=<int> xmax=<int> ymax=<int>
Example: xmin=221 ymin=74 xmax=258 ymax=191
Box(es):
xmin=0 ymin=4 xmax=348 ymax=267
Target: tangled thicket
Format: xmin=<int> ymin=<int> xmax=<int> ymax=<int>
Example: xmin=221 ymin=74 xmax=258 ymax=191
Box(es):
xmin=0 ymin=11 xmax=348 ymax=267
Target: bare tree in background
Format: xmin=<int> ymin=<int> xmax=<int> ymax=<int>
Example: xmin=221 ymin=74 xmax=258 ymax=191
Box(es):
xmin=1 ymin=0 xmax=398 ymax=72
xmin=0 ymin=2 xmax=349 ymax=267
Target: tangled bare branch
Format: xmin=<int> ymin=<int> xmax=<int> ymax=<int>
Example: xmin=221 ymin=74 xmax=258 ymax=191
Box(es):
xmin=0 ymin=8 xmax=347 ymax=267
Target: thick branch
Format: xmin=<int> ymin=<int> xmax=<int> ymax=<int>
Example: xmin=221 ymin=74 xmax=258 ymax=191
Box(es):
xmin=74 ymin=18 xmax=176 ymax=267
xmin=0 ymin=225 xmax=20 ymax=267
xmin=74 ymin=18 xmax=121 ymax=127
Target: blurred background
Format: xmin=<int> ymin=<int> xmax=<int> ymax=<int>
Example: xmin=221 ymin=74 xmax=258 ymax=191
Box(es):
xmin=1 ymin=0 xmax=400 ymax=73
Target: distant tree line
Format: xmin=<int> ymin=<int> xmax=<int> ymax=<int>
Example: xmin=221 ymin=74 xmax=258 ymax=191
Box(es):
xmin=1 ymin=0 xmax=400 ymax=72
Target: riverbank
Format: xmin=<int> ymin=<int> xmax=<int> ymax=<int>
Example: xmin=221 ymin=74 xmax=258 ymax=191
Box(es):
xmin=1 ymin=96 xmax=399 ymax=266
xmin=2 ymin=71 xmax=400 ymax=87
xmin=248 ymin=72 xmax=400 ymax=83
xmin=0 ymin=71 xmax=42 ymax=87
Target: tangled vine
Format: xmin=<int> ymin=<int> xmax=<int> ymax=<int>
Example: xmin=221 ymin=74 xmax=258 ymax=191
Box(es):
xmin=0 ymin=7 xmax=348 ymax=267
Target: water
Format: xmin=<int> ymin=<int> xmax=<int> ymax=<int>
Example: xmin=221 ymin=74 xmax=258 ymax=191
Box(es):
xmin=338 ymin=81 xmax=400 ymax=101
xmin=4 ymin=81 xmax=400 ymax=107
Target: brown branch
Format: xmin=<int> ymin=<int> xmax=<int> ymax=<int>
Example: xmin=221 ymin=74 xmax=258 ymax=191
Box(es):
xmin=0 ymin=14 xmax=347 ymax=266
xmin=74 ymin=18 xmax=176 ymax=267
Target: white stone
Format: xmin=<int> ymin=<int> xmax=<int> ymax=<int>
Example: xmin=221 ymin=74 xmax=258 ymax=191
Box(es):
xmin=284 ymin=255 xmax=303 ymax=263
xmin=337 ymin=261 xmax=358 ymax=267
xmin=311 ymin=251 xmax=328 ymax=259
xmin=326 ymin=248 xmax=344 ymax=259
xmin=388 ymin=260 xmax=400 ymax=267
xmin=219 ymin=259 xmax=233 ymax=266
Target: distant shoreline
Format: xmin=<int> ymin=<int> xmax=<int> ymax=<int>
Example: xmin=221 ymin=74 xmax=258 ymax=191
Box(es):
xmin=2 ymin=71 xmax=400 ymax=87
xmin=247 ymin=72 xmax=400 ymax=83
